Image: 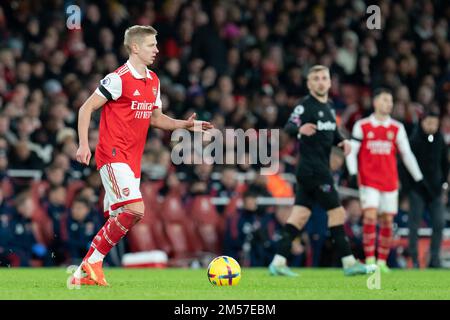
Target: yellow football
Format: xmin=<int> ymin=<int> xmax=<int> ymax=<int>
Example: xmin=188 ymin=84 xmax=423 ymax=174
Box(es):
xmin=207 ymin=256 xmax=241 ymax=286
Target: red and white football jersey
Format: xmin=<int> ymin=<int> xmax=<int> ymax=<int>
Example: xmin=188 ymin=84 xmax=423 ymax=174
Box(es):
xmin=346 ymin=114 xmax=423 ymax=192
xmin=94 ymin=60 xmax=162 ymax=178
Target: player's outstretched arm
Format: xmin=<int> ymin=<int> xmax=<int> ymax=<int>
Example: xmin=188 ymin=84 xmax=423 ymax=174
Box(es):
xmin=76 ymin=92 xmax=107 ymax=165
xmin=151 ymin=109 xmax=213 ymax=132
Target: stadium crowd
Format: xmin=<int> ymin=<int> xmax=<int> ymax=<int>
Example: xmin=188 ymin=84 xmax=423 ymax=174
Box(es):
xmin=0 ymin=0 xmax=449 ymax=268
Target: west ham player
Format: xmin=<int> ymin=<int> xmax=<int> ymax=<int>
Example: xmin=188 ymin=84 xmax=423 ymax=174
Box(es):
xmin=72 ymin=25 xmax=213 ymax=286
xmin=269 ymin=65 xmax=377 ymax=277
xmin=345 ymin=88 xmax=432 ymax=273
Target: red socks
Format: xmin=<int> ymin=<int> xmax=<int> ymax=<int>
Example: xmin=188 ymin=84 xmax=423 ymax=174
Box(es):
xmin=378 ymin=220 xmax=393 ymax=262
xmin=85 ymin=210 xmax=143 ymax=259
xmin=363 ymin=219 xmax=376 ymax=261
xmin=363 ymin=214 xmax=393 ymax=262
xmin=84 ymin=218 xmax=112 ymax=262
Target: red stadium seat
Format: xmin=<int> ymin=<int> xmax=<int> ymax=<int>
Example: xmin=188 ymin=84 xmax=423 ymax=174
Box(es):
xmin=127 ymin=223 xmax=157 ymax=252
xmin=139 ymin=202 xmax=172 ymax=254
xmin=1 ymin=178 xmax=14 ymax=198
xmin=140 ymin=181 xmax=158 ymax=203
xmin=148 ymin=217 xmax=172 ymax=254
xmin=140 ymin=181 xmax=163 ymax=215
xmin=29 ymin=180 xmax=53 ymax=245
xmin=190 ymin=196 xmax=220 ymax=225
xmin=189 ymin=196 xmax=222 ymax=254
xmin=31 ymin=207 xmax=53 ymax=247
xmin=160 ymin=192 xmax=187 ymax=223
xmin=159 ymin=193 xmax=203 ymax=265
xmin=30 ymin=180 xmax=49 ymax=204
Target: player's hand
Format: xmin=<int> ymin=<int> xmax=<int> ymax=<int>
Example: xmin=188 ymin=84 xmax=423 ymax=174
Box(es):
xmin=338 ymin=140 xmax=351 ymax=156
xmin=76 ymin=144 xmax=91 ymax=165
xmin=185 ymin=113 xmax=214 ymax=133
xmin=299 ymin=123 xmax=317 ymax=136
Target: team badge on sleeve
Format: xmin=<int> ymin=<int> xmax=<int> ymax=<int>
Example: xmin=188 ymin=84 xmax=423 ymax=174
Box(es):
xmin=101 ymin=77 xmax=111 ymax=86
xmin=293 ymin=104 xmax=304 ymax=115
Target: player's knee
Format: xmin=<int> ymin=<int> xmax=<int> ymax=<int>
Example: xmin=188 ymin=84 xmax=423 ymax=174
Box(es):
xmin=363 ymin=209 xmax=377 ymax=224
xmin=123 ymin=201 xmax=145 ymax=224
xmin=124 ymin=201 xmax=144 ymax=212
xmin=379 ymin=214 xmax=393 ymax=226
xmin=289 ymin=206 xmax=311 ymax=227
xmin=327 ymin=207 xmax=346 ymax=227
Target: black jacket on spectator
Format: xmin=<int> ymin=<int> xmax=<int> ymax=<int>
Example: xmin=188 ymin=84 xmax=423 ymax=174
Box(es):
xmin=9 ymin=214 xmax=39 ymax=266
xmin=0 ymin=211 xmax=13 ymax=266
xmin=402 ymin=125 xmax=449 ymax=197
xmin=66 ymin=213 xmax=99 ymax=262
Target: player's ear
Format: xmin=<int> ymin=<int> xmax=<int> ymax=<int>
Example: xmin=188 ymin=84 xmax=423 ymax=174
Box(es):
xmin=131 ymin=42 xmax=139 ymax=54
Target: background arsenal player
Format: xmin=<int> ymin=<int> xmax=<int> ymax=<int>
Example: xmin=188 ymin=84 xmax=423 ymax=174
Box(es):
xmin=346 ymin=88 xmax=433 ymax=273
xmin=72 ymin=25 xmax=213 ymax=286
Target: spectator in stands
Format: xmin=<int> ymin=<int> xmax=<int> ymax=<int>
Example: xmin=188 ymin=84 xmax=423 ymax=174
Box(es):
xmin=44 ymin=185 xmax=68 ymax=265
xmin=210 ymin=166 xmax=238 ymax=199
xmin=65 ymin=197 xmax=100 ymax=265
xmin=265 ymin=162 xmax=294 ymax=199
xmin=44 ymin=165 xmax=66 ymax=188
xmin=159 ymin=171 xmax=183 ymax=197
xmin=0 ymin=114 xmax=15 ymax=144
xmin=188 ymin=163 xmax=214 ymax=197
xmin=223 ymin=190 xmax=274 ymax=267
xmin=9 ymin=191 xmax=48 ymax=266
xmin=8 ymin=140 xmax=43 ymax=170
xmin=0 ymin=188 xmax=14 ymax=267
xmin=0 ymin=138 xmax=10 ymax=180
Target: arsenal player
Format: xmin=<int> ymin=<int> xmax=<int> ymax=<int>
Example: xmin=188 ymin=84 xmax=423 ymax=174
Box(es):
xmin=346 ymin=88 xmax=433 ymax=273
xmin=72 ymin=25 xmax=213 ymax=286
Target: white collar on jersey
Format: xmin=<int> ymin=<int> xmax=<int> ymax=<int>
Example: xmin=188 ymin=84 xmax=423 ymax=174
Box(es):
xmin=369 ymin=114 xmax=392 ymax=127
xmin=126 ymin=60 xmax=153 ymax=80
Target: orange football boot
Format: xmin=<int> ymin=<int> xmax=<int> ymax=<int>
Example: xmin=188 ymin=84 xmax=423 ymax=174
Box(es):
xmin=82 ymin=261 xmax=109 ymax=286
xmin=70 ymin=275 xmax=96 ymax=286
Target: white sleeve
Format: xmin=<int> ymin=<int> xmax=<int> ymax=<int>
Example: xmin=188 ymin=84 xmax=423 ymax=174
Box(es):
xmin=95 ymin=73 xmax=122 ymax=100
xmin=396 ymin=124 xmax=423 ymax=181
xmin=345 ymin=121 xmax=362 ymax=175
xmin=154 ymin=81 xmax=162 ymax=109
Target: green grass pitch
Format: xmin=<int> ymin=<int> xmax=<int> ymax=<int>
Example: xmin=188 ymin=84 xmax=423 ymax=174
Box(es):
xmin=0 ymin=268 xmax=449 ymax=300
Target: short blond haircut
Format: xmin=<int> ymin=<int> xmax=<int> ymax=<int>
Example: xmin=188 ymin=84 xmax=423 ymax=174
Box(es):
xmin=307 ymin=65 xmax=330 ymax=78
xmin=123 ymin=25 xmax=157 ymax=54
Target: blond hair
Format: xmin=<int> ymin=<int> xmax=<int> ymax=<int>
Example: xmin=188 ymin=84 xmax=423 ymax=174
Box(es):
xmin=123 ymin=25 xmax=157 ymax=54
xmin=307 ymin=65 xmax=330 ymax=78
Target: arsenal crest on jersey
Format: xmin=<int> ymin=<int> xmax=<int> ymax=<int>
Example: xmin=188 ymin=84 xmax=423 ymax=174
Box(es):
xmin=152 ymin=86 xmax=157 ymax=96
xmin=387 ymin=131 xmax=394 ymax=140
xmin=122 ymin=188 xmax=130 ymax=197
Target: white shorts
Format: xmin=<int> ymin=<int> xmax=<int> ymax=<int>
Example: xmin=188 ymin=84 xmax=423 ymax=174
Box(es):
xmin=99 ymin=163 xmax=142 ymax=216
xmin=359 ymin=186 xmax=398 ymax=214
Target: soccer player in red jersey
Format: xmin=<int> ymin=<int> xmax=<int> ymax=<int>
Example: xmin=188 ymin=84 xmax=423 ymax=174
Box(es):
xmin=346 ymin=88 xmax=432 ymax=273
xmin=71 ymin=25 xmax=213 ymax=286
